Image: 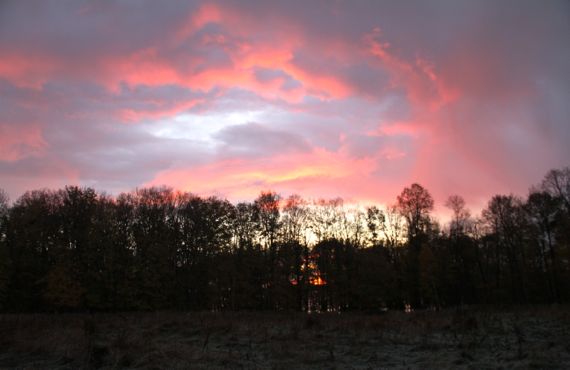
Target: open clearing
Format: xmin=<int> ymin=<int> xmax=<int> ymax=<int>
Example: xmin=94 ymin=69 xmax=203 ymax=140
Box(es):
xmin=1 ymin=306 xmax=569 ymax=369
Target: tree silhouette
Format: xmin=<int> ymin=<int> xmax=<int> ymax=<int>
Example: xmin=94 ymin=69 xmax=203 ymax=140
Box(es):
xmin=0 ymin=189 xmax=9 ymax=309
xmin=445 ymin=195 xmax=471 ymax=237
xmin=397 ymin=183 xmax=434 ymax=243
xmin=482 ymin=195 xmax=529 ymax=303
xmin=0 ymin=167 xmax=569 ymax=312
xmin=396 ymin=183 xmax=434 ymax=306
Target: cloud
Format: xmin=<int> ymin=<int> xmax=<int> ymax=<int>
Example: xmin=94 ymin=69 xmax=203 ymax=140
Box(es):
xmin=214 ymin=122 xmax=311 ymax=156
xmin=146 ymin=147 xmax=379 ymax=201
xmin=0 ymin=123 xmax=47 ymax=162
xmin=0 ymin=0 xmax=568 ymax=219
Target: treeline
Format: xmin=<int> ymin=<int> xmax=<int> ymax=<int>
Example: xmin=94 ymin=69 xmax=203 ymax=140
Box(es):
xmin=0 ymin=167 xmax=569 ymax=312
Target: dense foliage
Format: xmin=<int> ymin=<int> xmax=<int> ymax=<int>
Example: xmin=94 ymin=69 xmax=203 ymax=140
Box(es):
xmin=0 ymin=167 xmax=569 ymax=312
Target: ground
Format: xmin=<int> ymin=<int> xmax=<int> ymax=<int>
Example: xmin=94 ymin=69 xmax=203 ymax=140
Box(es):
xmin=1 ymin=306 xmax=569 ymax=369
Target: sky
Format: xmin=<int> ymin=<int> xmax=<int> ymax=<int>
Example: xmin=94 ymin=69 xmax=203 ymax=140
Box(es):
xmin=1 ymin=0 xmax=569 ymax=216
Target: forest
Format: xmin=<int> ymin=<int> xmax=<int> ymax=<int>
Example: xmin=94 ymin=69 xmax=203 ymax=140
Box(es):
xmin=0 ymin=167 xmax=568 ymax=313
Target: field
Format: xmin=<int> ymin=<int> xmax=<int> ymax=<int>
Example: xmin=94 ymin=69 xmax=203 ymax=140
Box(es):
xmin=1 ymin=306 xmax=569 ymax=369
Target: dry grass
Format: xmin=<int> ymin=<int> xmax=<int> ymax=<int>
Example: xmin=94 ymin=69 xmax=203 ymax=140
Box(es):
xmin=1 ymin=306 xmax=569 ymax=369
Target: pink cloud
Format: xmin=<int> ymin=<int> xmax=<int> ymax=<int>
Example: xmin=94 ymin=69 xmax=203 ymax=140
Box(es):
xmin=365 ymin=27 xmax=459 ymax=111
xmin=0 ymin=52 xmax=57 ymax=89
xmin=117 ymin=98 xmax=205 ymax=123
xmin=0 ymin=124 xmax=47 ymax=162
xmin=145 ymin=147 xmax=382 ymax=201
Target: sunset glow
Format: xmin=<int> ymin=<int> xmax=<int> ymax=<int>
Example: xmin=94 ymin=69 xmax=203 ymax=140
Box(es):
xmin=1 ymin=0 xmax=568 ymax=217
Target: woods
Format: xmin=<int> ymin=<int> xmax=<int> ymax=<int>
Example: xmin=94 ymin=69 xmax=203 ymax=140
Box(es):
xmin=0 ymin=167 xmax=569 ymax=313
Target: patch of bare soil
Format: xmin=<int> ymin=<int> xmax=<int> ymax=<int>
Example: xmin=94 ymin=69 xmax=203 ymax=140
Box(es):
xmin=0 ymin=306 xmax=569 ymax=369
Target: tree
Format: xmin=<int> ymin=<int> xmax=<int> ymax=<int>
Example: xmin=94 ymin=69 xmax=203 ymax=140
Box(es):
xmin=395 ymin=184 xmax=435 ymax=307
xmin=308 ymin=198 xmax=344 ymax=242
xmin=280 ymin=195 xmax=310 ymax=310
xmin=482 ymin=195 xmax=529 ymax=303
xmin=313 ymin=239 xmax=357 ymax=311
xmin=366 ymin=206 xmax=385 ymax=246
xmin=5 ymin=189 xmax=64 ymax=310
xmin=341 ymin=208 xmax=367 ymax=247
xmin=441 ymin=195 xmax=479 ymax=304
xmin=383 ymin=204 xmax=405 ymax=248
xmin=445 ymin=195 xmax=471 ymax=237
xmin=129 ymin=187 xmax=178 ymax=309
xmin=2 ymin=173 xmax=570 ymax=313
xmin=254 ymin=191 xmax=281 ymax=308
xmin=541 ymin=167 xmax=570 ymax=215
xmin=0 ymin=189 xmax=9 ymax=309
xmin=254 ymin=191 xmax=281 ymax=250
xmin=525 ymin=191 xmax=562 ymax=302
xmin=0 ymin=189 xmax=7 ymax=219
xmin=354 ymin=245 xmax=398 ymax=309
xmin=397 ymin=183 xmax=434 ymax=243
xmin=57 ymin=186 xmax=100 ymax=309
xmin=232 ymin=202 xmax=260 ymax=251
xmin=281 ymin=194 xmax=308 ymax=245
xmin=539 ymin=167 xmax=570 ymax=300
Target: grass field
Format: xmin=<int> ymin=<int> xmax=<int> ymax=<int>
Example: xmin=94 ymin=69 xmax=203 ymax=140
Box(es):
xmin=1 ymin=306 xmax=569 ymax=369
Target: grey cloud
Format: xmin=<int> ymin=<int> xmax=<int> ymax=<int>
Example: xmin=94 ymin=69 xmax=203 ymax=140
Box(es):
xmin=253 ymin=67 xmax=301 ymax=91
xmin=214 ymin=122 xmax=311 ymax=156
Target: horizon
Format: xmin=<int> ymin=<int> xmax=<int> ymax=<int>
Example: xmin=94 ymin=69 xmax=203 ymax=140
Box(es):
xmin=0 ymin=170 xmax=559 ymax=225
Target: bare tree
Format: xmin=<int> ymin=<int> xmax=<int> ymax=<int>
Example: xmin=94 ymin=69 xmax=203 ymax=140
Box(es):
xmin=0 ymin=189 xmax=8 ymax=241
xmin=525 ymin=191 xmax=561 ymax=302
xmin=541 ymin=167 xmax=570 ymax=215
xmin=308 ymin=198 xmax=344 ymax=242
xmin=341 ymin=208 xmax=367 ymax=246
xmin=0 ymin=189 xmax=8 ymax=215
xmin=255 ymin=191 xmax=281 ymax=250
xmin=482 ymin=195 xmax=528 ymax=302
xmin=445 ymin=195 xmax=471 ymax=237
xmin=281 ymin=194 xmax=308 ymax=244
xmin=383 ymin=204 xmax=405 ymax=248
xmin=397 ymin=183 xmax=434 ymax=243
xmin=232 ymin=202 xmax=260 ymax=250
xmin=366 ymin=206 xmax=384 ymax=246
